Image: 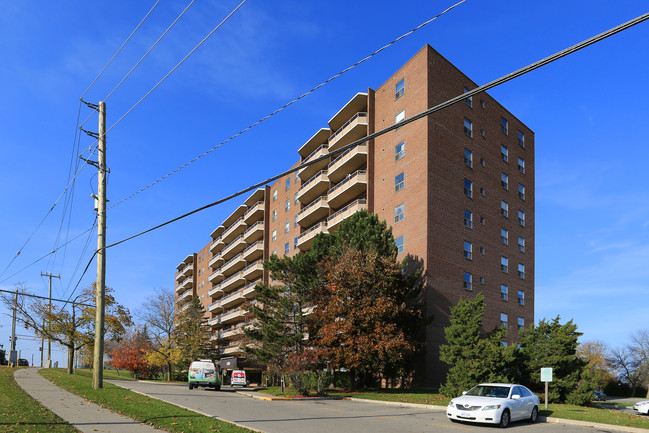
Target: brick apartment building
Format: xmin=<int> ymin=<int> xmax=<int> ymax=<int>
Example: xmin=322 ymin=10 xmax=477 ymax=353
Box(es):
xmin=174 ymin=45 xmax=534 ymax=387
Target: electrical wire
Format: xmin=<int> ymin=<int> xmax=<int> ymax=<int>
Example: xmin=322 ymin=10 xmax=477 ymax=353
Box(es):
xmin=80 ymin=0 xmax=161 ymax=99
xmin=108 ymin=0 xmax=467 ymax=210
xmin=103 ymin=0 xmax=197 ymax=102
xmin=102 ymin=11 xmax=649 ymax=252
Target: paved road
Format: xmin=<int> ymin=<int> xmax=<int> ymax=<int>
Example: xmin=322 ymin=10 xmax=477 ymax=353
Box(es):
xmin=107 ymin=380 xmax=631 ymax=433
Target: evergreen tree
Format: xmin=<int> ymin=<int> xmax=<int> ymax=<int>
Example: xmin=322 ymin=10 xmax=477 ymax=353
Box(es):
xmin=174 ymin=297 xmax=214 ymax=366
xmin=439 ymin=293 xmax=512 ymax=397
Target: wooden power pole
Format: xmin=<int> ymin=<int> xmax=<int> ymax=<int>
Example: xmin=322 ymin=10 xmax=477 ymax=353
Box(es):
xmin=40 ymin=272 xmax=60 ymax=368
xmin=92 ymin=101 xmax=107 ymax=390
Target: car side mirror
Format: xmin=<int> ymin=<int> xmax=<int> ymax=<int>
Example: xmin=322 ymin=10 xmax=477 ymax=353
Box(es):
xmin=511 ymin=394 xmax=521 ymax=400
xmin=462 ymin=391 xmax=468 ymax=395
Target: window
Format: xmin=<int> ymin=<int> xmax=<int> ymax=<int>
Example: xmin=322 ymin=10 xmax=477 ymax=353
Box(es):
xmin=501 ymin=117 xmax=509 ymax=135
xmin=463 ymin=86 xmax=472 ymax=107
xmin=501 ymin=172 xmax=509 ymax=190
xmin=501 ymin=228 xmax=508 ymax=245
xmin=395 ymin=78 xmax=405 ymax=99
xmin=295 ymin=171 xmax=300 ymax=183
xmin=480 ymin=99 xmax=485 ymax=108
xmin=464 ymin=209 xmax=473 ymax=228
xmin=501 ymin=144 xmax=509 ymax=162
xmin=294 ymin=214 xmax=299 ymax=227
xmin=464 ymin=241 xmax=472 ymax=260
xmin=464 ymin=178 xmax=473 ymax=198
xmin=464 ymin=148 xmax=473 ymax=168
xmin=480 ymin=157 xmax=486 ymax=167
xmin=395 ymin=141 xmax=405 ymax=161
xmin=284 ymin=242 xmax=289 ymax=255
xmin=284 ymin=221 xmax=290 ymax=233
xmin=501 ymin=256 xmax=509 ymax=273
xmin=464 ymin=118 xmax=473 ymax=137
xmin=518 ymin=236 xmax=526 ymax=253
xmin=285 ymin=199 xmax=290 ymax=212
xmin=518 ymin=290 xmax=525 ymax=305
xmin=518 ymin=317 xmax=524 ymax=330
xmin=394 ymin=204 xmax=405 ymax=223
xmin=501 ymin=200 xmax=509 ymax=217
xmin=294 ymin=237 xmax=298 ymax=249
xmin=294 ymin=192 xmax=299 ymax=205
xmin=501 ymin=284 xmax=509 ymax=301
xmin=395 ymin=110 xmax=405 ymax=124
xmin=480 ymin=187 xmax=485 ymax=196
xmin=272 ymin=230 xmax=277 ymax=242
xmin=285 ymin=178 xmax=290 ymax=191
xmin=518 ymin=263 xmax=525 ymax=279
xmin=518 ymin=157 xmax=525 ymax=174
xmin=480 ymin=276 xmax=485 ymax=285
xmin=272 ymin=189 xmax=277 ymax=201
xmin=272 ymin=209 xmax=277 ymax=222
xmin=479 ymin=246 xmax=485 ymax=255
xmin=518 ymin=130 xmax=525 ymax=148
xmin=501 ymin=340 xmax=508 ymax=347
xmin=518 ymin=210 xmax=526 ymax=227
xmin=518 ymin=184 xmax=525 ymax=200
xmin=395 ymin=236 xmax=404 ymax=254
xmin=395 ymin=172 xmax=405 ymax=192
xmin=501 ymin=312 xmax=508 ymax=328
xmin=463 ymin=272 xmax=472 ymax=290
xmin=480 ymin=216 xmax=485 ymax=225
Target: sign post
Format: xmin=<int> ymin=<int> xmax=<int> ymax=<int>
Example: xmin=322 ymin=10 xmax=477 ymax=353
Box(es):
xmin=540 ymin=367 xmax=553 ymax=410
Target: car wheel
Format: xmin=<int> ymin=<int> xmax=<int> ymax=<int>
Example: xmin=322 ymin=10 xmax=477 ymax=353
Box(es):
xmin=499 ymin=409 xmax=510 ymax=428
xmin=215 ymin=385 xmax=221 ymax=391
xmin=530 ymin=406 xmax=538 ymax=423
xmin=188 ymin=383 xmax=193 ymax=390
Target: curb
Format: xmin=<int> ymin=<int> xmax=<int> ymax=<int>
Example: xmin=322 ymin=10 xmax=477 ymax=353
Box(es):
xmin=235 ymin=390 xmax=344 ymax=402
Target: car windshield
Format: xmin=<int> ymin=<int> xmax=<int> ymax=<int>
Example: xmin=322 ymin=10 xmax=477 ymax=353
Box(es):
xmin=466 ymin=385 xmax=511 ymax=398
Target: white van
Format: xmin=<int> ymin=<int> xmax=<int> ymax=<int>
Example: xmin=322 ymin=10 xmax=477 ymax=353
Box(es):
xmin=188 ymin=359 xmax=220 ymax=390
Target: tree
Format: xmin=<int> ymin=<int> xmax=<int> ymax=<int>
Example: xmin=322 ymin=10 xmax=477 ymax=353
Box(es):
xmin=136 ymin=288 xmax=180 ymax=381
xmin=2 ymin=283 xmax=131 ymax=373
xmin=516 ymin=316 xmax=593 ymax=403
xmin=174 ymin=297 xmax=215 ymax=366
xmin=629 ymin=330 xmax=649 ymax=398
xmin=577 ymin=340 xmax=615 ymax=389
xmin=109 ymin=328 xmax=153 ymax=379
xmin=313 ymin=246 xmax=423 ymax=388
xmin=439 ymin=293 xmax=512 ymax=397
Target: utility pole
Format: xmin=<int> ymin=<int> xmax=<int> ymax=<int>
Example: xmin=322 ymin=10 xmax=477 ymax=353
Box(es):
xmin=40 ymin=272 xmax=60 ymax=368
xmin=92 ymin=101 xmax=107 ymax=390
xmin=10 ymin=289 xmax=17 ymax=353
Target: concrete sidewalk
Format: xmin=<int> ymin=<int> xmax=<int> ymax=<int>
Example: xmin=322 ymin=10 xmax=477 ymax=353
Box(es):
xmin=13 ymin=368 xmax=164 ymax=433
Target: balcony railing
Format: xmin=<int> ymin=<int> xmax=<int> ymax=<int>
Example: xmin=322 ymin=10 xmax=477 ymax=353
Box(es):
xmin=327 ymin=170 xmax=366 ymax=197
xmin=209 ymin=235 xmax=224 ymax=253
xmin=297 ymin=196 xmax=327 ymax=219
xmin=329 ymin=112 xmax=367 ymax=143
xmin=327 ymin=198 xmax=367 ymax=229
xmin=244 ymin=201 xmax=264 ymax=221
xmin=298 ymin=170 xmax=327 ymax=193
xmin=302 ymin=144 xmax=328 ymax=164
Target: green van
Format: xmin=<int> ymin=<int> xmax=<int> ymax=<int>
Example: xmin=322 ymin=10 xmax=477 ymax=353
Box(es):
xmin=188 ymin=359 xmax=220 ymax=390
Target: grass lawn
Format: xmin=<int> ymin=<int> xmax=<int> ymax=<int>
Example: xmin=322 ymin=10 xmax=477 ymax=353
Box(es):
xmin=40 ymin=369 xmax=253 ymax=433
xmin=258 ymin=386 xmax=649 ymax=429
xmin=72 ymin=368 xmax=136 ymax=381
xmin=0 ymin=367 xmax=78 ymax=433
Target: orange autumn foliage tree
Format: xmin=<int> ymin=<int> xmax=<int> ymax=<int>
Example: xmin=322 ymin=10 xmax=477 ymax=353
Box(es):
xmin=109 ymin=329 xmax=153 ymax=379
xmin=313 ymin=247 xmax=423 ymax=385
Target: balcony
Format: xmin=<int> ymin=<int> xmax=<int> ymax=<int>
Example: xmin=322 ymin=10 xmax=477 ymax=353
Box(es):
xmin=327 ymin=198 xmax=367 ymax=232
xmin=208 ymin=298 xmax=223 ymax=313
xmin=328 ymin=112 xmax=368 ymax=152
xmin=179 ymin=276 xmax=193 ymax=291
xmin=223 ymin=344 xmax=245 ymax=355
xmin=326 ymin=170 xmax=367 ymax=208
xmin=207 ymin=315 xmax=221 ymax=327
xmin=209 ymin=235 xmax=224 ymax=254
xmin=221 ymin=253 xmax=245 ymax=277
xmin=243 ymin=260 xmax=263 ymax=280
xmin=243 ymin=221 xmax=264 ymax=243
xmin=176 ymin=288 xmax=193 ymax=305
xmin=298 ymin=128 xmax=331 ymax=159
xmin=297 ymin=170 xmax=329 ymax=204
xmin=328 ymin=143 xmax=368 ymax=183
xmin=296 ymin=196 xmax=329 ymax=227
xmin=222 ymin=235 xmax=247 ymax=261
xmin=219 ymin=287 xmax=248 ymax=309
xmin=220 ymin=307 xmax=247 ymax=325
xmin=221 ymin=325 xmax=245 ymax=340
xmin=297 ymin=221 xmax=328 ymax=251
xmin=244 ymin=201 xmax=264 ymax=225
xmin=208 ymin=251 xmax=223 ymax=269
xmin=243 ymin=240 xmax=264 ymax=262
xmin=222 ymin=217 xmax=247 ymax=244
xmin=208 ymin=268 xmax=223 ymax=284
xmin=221 ymin=271 xmax=246 ymax=293
xmin=298 ymin=144 xmax=330 ymax=182
xmin=208 ymin=281 xmax=224 ymax=299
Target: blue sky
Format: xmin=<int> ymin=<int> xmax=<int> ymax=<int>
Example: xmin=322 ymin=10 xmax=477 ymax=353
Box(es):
xmin=1 ymin=0 xmax=647 ymax=367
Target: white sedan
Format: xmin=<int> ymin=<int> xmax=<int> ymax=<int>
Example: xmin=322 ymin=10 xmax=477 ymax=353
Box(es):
xmin=634 ymin=400 xmax=649 ymax=415
xmin=447 ymin=383 xmax=540 ymax=428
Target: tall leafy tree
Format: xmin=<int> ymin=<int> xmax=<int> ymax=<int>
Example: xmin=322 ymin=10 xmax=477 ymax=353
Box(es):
xmin=439 ymin=293 xmax=512 ymax=397
xmin=516 ymin=316 xmax=591 ymax=403
xmin=109 ymin=328 xmax=153 ymax=379
xmin=629 ymin=330 xmax=649 ymax=398
xmin=577 ymin=340 xmax=615 ymax=389
xmin=174 ymin=297 xmax=214 ymax=366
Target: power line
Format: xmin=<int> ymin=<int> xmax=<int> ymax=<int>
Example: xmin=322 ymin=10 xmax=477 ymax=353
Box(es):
xmin=103 ymin=0 xmax=197 ymax=102
xmin=80 ymin=0 xmax=161 ymax=99
xmin=108 ymin=0 xmax=467 ymax=210
xmin=103 ymin=0 xmax=249 ymax=138
xmin=102 ymin=11 xmax=649 ymax=251
xmin=0 ymin=289 xmax=93 ymax=308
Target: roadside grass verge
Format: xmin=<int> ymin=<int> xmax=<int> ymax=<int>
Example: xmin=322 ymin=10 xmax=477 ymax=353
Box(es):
xmin=72 ymin=368 xmax=136 ymax=381
xmin=257 ymin=386 xmax=649 ymax=429
xmin=40 ymin=369 xmax=253 ymax=433
xmin=0 ymin=367 xmax=78 ymax=432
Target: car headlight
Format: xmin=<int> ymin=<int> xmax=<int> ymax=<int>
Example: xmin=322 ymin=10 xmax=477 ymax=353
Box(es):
xmin=482 ymin=404 xmax=502 ymax=410
xmin=448 ymin=400 xmax=455 ymax=407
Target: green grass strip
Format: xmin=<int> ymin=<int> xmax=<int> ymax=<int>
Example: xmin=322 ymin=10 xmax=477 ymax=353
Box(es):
xmin=541 ymin=403 xmax=649 ymax=429
xmin=40 ymin=369 xmax=253 ymax=433
xmin=0 ymin=367 xmax=78 ymax=433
